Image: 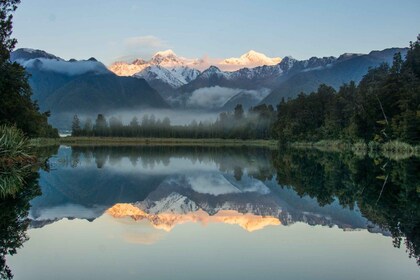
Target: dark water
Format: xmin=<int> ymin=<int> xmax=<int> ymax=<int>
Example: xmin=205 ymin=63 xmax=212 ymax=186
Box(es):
xmin=1 ymin=145 xmax=419 ymax=280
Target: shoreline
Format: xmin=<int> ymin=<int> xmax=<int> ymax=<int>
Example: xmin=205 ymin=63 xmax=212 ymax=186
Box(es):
xmin=28 ymin=137 xmax=420 ymax=159
xmin=30 ymin=137 xmax=279 ymax=148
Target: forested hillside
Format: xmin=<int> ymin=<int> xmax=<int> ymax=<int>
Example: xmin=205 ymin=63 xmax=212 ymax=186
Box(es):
xmin=273 ymin=36 xmax=420 ymax=145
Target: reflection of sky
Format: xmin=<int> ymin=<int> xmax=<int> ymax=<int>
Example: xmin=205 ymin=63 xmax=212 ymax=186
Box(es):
xmin=8 ymin=216 xmax=419 ymax=280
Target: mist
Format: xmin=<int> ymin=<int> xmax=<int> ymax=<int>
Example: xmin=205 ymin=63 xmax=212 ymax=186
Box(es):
xmin=22 ymin=58 xmax=110 ymax=76
xmin=53 ymin=109 xmax=222 ymax=131
xmin=186 ymin=86 xmax=271 ymax=109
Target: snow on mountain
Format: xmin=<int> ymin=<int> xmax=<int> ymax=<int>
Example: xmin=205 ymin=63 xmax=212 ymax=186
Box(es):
xmin=150 ymin=49 xmax=199 ymax=68
xmin=134 ymin=65 xmax=201 ymax=89
xmin=109 ymin=49 xmax=202 ymax=77
xmin=199 ymin=65 xmax=229 ymax=79
xmin=107 ymin=61 xmax=147 ymax=76
xmin=220 ymin=50 xmax=282 ymax=71
xmin=108 ymin=49 xmax=283 ymax=76
xmin=170 ymin=66 xmax=201 ymax=83
xmin=135 ymin=65 xmax=185 ymax=88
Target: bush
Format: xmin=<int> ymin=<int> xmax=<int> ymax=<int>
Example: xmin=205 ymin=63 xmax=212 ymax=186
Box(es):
xmin=0 ymin=125 xmax=30 ymax=158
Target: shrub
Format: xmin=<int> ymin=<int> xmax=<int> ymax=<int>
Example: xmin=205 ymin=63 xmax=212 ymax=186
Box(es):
xmin=0 ymin=125 xmax=30 ymax=158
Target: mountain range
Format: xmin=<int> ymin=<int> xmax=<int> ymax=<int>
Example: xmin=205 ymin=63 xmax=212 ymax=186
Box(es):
xmin=11 ymin=48 xmax=169 ymax=128
xmin=108 ymin=47 xmax=407 ymax=109
xmin=11 ymin=46 xmax=408 ymax=128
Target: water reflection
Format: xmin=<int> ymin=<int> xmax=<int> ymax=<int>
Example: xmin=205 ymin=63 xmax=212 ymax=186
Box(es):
xmin=0 ymin=145 xmax=58 ymax=280
xmin=30 ymin=146 xmax=376 ymax=234
xmin=1 ymin=145 xmax=419 ymax=279
xmin=272 ymin=150 xmax=420 ymax=265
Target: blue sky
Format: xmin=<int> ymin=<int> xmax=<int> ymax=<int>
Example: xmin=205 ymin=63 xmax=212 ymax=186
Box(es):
xmin=13 ymin=0 xmax=420 ymax=65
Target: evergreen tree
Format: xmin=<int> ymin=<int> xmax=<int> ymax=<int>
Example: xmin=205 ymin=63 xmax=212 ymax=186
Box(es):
xmin=234 ymin=104 xmax=244 ymax=121
xmin=94 ymin=114 xmax=108 ymax=136
xmin=0 ymin=0 xmax=58 ymax=138
xmin=71 ymin=115 xmax=81 ymax=136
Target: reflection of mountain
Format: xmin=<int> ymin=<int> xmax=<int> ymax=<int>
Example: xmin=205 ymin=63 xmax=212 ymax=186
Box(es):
xmin=104 ymin=173 xmax=377 ymax=234
xmin=29 ymin=146 xmax=380 ymax=236
xmin=108 ymin=204 xmax=280 ymax=232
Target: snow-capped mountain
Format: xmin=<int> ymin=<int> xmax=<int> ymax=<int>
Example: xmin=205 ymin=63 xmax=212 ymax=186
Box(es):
xmin=108 ymin=49 xmax=283 ymax=76
xmin=108 ymin=49 xmax=203 ymax=76
xmin=220 ymin=50 xmax=282 ymax=71
xmin=135 ymin=65 xmax=200 ymax=88
xmin=135 ymin=65 xmax=185 ymax=89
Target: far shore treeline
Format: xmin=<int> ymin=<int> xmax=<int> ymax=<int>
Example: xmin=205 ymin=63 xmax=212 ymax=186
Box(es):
xmin=71 ymin=104 xmax=276 ymax=139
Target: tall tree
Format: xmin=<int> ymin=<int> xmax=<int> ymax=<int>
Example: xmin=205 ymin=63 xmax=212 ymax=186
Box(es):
xmin=0 ymin=0 xmax=58 ymax=137
xmin=71 ymin=114 xmax=82 ymax=136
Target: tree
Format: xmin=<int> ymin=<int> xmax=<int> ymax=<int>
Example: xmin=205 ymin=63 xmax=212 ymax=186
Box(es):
xmin=234 ymin=104 xmax=244 ymax=120
xmin=94 ymin=114 xmax=108 ymax=136
xmin=71 ymin=114 xmax=81 ymax=136
xmin=129 ymin=116 xmax=139 ymax=127
xmin=0 ymin=0 xmax=58 ymax=138
xmin=83 ymin=118 xmax=93 ymax=132
xmin=0 ymin=0 xmax=19 ymax=63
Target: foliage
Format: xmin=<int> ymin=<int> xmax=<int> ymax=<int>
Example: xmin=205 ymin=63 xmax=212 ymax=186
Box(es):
xmin=0 ymin=0 xmax=58 ymax=138
xmin=274 ymin=36 xmax=420 ymax=145
xmin=0 ymin=170 xmax=41 ymax=279
xmin=0 ymin=125 xmax=29 ymax=158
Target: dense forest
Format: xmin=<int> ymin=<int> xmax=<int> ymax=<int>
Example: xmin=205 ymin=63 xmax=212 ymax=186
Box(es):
xmin=274 ymin=36 xmax=420 ymax=145
xmin=71 ymin=104 xmax=276 ymax=139
xmin=0 ymin=0 xmax=57 ymax=138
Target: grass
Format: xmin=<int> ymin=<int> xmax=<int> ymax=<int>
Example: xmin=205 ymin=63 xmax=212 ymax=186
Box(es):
xmin=31 ymin=136 xmax=279 ymax=148
xmin=0 ymin=125 xmax=30 ymax=158
xmin=0 ymin=125 xmax=39 ymax=198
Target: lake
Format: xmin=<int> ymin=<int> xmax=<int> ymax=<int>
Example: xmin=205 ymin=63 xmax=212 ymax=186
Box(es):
xmin=1 ymin=145 xmax=419 ymax=280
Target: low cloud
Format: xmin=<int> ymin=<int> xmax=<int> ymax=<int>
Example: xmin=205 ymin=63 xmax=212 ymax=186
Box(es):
xmin=23 ymin=58 xmax=109 ymax=76
xmin=186 ymin=87 xmax=271 ymax=109
xmin=187 ymin=86 xmax=241 ymax=109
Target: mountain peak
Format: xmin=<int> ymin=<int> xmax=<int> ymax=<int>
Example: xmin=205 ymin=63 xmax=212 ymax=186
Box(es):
xmin=11 ymin=48 xmax=62 ymax=62
xmin=207 ymin=65 xmax=221 ymax=71
xmin=220 ymin=51 xmax=282 ymax=71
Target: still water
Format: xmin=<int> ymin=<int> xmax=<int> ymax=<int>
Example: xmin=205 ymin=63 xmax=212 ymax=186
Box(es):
xmin=2 ymin=145 xmax=419 ymax=279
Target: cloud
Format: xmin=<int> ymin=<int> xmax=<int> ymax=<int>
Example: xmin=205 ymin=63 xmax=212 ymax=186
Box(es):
xmin=187 ymin=86 xmax=241 ymax=109
xmin=186 ymin=87 xmax=271 ymax=109
xmin=119 ymin=35 xmax=168 ymax=61
xmin=23 ymin=58 xmax=109 ymax=76
xmin=124 ymin=35 xmax=165 ymax=50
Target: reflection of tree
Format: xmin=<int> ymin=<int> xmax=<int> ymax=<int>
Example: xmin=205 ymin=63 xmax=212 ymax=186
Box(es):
xmin=0 ymin=171 xmax=41 ymax=279
xmin=272 ymin=149 xmax=420 ymax=265
xmin=0 ymin=146 xmax=57 ymax=279
xmin=233 ymin=166 xmax=243 ymax=181
xmin=70 ymin=146 xmax=275 ymax=180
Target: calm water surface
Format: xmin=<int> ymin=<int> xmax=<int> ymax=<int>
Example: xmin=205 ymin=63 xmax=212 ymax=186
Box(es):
xmin=2 ymin=145 xmax=419 ymax=280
